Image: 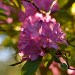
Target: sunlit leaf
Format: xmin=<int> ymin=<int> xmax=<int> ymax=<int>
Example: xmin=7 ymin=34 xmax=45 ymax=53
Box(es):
xmin=58 ymin=0 xmax=68 ymax=8
xmin=12 ymin=0 xmax=21 ymax=7
xmin=21 ymin=5 xmax=25 ymax=13
xmin=62 ymin=0 xmax=75 ymax=9
xmin=46 ymin=58 xmax=53 ymax=69
xmin=16 ymin=0 xmax=21 ymax=8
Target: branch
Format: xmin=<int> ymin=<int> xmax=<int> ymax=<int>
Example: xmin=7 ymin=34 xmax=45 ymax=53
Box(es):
xmin=24 ymin=0 xmax=40 ymax=13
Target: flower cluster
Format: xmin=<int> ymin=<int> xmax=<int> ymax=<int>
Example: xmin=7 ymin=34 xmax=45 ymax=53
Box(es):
xmin=18 ymin=12 xmax=67 ymax=61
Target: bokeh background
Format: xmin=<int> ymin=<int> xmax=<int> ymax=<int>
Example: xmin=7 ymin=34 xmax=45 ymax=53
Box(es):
xmin=0 ymin=0 xmax=75 ymax=75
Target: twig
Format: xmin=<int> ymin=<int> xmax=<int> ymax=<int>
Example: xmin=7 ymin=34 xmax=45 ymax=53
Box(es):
xmin=67 ymin=38 xmax=75 ymax=47
xmin=47 ymin=0 xmax=57 ymax=15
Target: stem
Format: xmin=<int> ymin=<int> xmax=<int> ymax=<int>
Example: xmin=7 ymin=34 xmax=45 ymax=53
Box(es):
xmin=67 ymin=38 xmax=75 ymax=47
xmin=35 ymin=68 xmax=41 ymax=75
xmin=47 ymin=0 xmax=57 ymax=15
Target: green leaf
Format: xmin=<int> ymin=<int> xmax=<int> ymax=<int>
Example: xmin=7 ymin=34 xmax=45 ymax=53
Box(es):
xmin=53 ymin=56 xmax=61 ymax=63
xmin=46 ymin=58 xmax=53 ymax=69
xmin=22 ymin=57 xmax=42 ymax=75
xmin=49 ymin=50 xmax=61 ymax=63
xmin=12 ymin=0 xmax=21 ymax=8
xmin=0 ymin=12 xmax=7 ymax=17
xmin=16 ymin=0 xmax=21 ymax=8
xmin=60 ymin=63 xmax=68 ymax=70
xmin=58 ymin=0 xmax=68 ymax=8
xmin=2 ymin=37 xmax=12 ymax=47
xmin=4 ymin=0 xmax=10 ymax=3
xmin=0 ymin=8 xmax=7 ymax=13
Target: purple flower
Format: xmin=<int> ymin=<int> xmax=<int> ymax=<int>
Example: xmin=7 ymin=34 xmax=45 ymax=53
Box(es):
xmin=33 ymin=0 xmax=59 ymax=12
xmin=18 ymin=13 xmax=67 ymax=61
xmin=18 ymin=1 xmax=37 ymax=22
xmin=18 ymin=0 xmax=59 ymax=22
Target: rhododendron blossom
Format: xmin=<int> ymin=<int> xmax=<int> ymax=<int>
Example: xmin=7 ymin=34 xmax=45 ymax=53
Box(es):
xmin=18 ymin=13 xmax=67 ymax=61
xmin=33 ymin=0 xmax=59 ymax=12
xmin=18 ymin=0 xmax=59 ymax=22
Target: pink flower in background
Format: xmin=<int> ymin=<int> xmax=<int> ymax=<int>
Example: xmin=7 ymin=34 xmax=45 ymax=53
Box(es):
xmin=0 ymin=2 xmax=16 ymax=24
xmin=67 ymin=66 xmax=75 ymax=75
xmin=49 ymin=61 xmax=61 ymax=75
xmin=18 ymin=13 xmax=67 ymax=61
xmin=6 ymin=17 xmax=13 ymax=24
xmin=0 ymin=2 xmax=10 ymax=15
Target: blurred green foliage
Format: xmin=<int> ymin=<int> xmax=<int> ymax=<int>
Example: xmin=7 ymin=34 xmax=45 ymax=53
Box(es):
xmin=0 ymin=0 xmax=75 ymax=75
